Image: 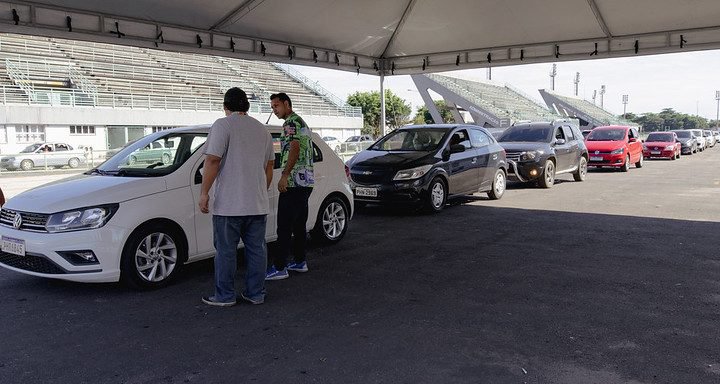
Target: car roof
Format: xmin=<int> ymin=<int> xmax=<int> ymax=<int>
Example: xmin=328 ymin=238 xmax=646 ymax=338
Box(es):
xmin=593 ymin=125 xmax=631 ymax=130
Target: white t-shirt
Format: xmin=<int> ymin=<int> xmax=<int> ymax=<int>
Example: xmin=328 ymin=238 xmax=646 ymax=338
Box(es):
xmin=205 ymin=114 xmax=275 ymax=216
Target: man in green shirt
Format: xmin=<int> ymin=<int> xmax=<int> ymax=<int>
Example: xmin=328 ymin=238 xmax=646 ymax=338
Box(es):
xmin=266 ymin=93 xmax=314 ymax=280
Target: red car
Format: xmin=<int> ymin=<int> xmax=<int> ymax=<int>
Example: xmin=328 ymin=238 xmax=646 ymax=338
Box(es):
xmin=585 ymin=125 xmax=643 ymax=172
xmin=642 ymin=132 xmax=681 ymax=160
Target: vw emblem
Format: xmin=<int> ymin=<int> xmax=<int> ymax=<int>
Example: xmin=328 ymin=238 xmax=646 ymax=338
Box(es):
xmin=594 ymin=150 xmax=600 ymax=154
xmin=13 ymin=213 xmax=22 ymax=229
xmin=362 ymin=171 xmax=372 ymax=175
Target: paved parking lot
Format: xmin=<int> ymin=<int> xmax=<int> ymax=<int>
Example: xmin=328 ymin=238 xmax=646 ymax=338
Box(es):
xmin=2 ymin=149 xmax=720 ymax=383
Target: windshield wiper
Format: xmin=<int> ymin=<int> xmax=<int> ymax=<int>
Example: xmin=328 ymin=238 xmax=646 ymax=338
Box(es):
xmin=84 ymin=168 xmax=108 ymax=175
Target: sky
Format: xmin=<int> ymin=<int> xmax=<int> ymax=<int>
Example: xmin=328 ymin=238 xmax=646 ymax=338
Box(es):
xmin=288 ymin=50 xmax=720 ymax=121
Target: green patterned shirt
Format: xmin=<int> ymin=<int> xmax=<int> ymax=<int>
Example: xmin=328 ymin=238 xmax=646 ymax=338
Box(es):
xmin=280 ymin=112 xmax=314 ymax=187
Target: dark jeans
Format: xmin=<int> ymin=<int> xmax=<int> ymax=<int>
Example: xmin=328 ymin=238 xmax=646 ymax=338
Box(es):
xmin=274 ymin=187 xmax=313 ymax=270
xmin=212 ymin=215 xmax=267 ymax=303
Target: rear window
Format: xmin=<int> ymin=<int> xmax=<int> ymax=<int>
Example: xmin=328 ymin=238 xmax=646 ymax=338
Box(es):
xmin=646 ymin=133 xmax=674 ymax=142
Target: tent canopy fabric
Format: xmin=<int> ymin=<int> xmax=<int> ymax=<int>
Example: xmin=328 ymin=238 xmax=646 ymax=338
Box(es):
xmin=0 ymin=0 xmax=719 ymax=75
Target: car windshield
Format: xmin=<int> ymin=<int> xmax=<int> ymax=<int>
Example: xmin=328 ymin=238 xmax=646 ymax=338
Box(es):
xmin=674 ymin=131 xmax=692 ymax=138
xmin=646 ymin=133 xmax=674 ymax=142
xmin=94 ymin=131 xmax=207 ymax=177
xmin=21 ymin=144 xmax=42 ymax=153
xmin=497 ymin=126 xmax=552 ymax=142
xmin=322 ymin=137 xmax=337 ymax=141
xmin=587 ymin=129 xmax=626 ymax=141
xmin=370 ymin=128 xmax=447 ymax=151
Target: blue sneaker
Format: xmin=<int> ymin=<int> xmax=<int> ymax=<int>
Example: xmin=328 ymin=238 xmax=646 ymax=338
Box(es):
xmin=265 ymin=266 xmax=289 ymax=281
xmin=287 ymin=261 xmax=308 ymax=272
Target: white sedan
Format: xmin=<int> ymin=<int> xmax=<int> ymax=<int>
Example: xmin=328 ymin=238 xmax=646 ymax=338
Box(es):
xmin=0 ymin=125 xmax=353 ymax=288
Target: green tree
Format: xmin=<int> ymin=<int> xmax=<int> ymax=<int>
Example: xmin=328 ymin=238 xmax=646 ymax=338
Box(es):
xmin=347 ymin=90 xmax=411 ymax=137
xmin=627 ymin=108 xmax=711 ymax=131
xmin=413 ymin=100 xmax=456 ymax=124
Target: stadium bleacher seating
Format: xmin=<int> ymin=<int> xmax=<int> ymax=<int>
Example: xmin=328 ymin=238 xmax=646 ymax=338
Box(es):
xmin=0 ymin=33 xmax=360 ymax=117
xmin=541 ymin=89 xmax=632 ymax=126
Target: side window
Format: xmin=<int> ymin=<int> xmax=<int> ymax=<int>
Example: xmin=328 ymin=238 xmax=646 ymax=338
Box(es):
xmin=555 ymin=127 xmax=566 ymax=140
xmin=54 ymin=143 xmax=69 ymax=151
xmin=561 ymin=126 xmax=575 ymax=140
xmin=313 ymin=142 xmax=323 ymax=163
xmin=449 ymin=129 xmax=472 ymax=149
xmin=469 ymin=129 xmax=490 ymax=148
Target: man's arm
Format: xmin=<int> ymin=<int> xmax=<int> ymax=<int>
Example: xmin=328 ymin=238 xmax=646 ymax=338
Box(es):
xmin=265 ymin=160 xmax=274 ymax=189
xmin=0 ymin=187 xmax=5 ymax=206
xmin=199 ymin=154 xmax=222 ymax=214
xmin=278 ymin=140 xmax=299 ymax=192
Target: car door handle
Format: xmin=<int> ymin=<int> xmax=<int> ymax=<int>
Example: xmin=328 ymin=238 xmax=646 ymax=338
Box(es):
xmin=471 ymin=158 xmax=477 ymax=164
xmin=492 ymin=154 xmax=498 ymax=160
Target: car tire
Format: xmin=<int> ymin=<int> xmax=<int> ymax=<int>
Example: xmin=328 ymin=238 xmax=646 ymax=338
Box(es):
xmin=424 ymin=177 xmax=447 ymax=212
xmin=635 ymin=153 xmax=643 ymax=168
xmin=120 ymin=222 xmax=185 ymax=290
xmin=538 ymin=160 xmax=555 ymax=188
xmin=20 ymin=159 xmax=34 ymax=171
xmin=573 ymin=157 xmax=588 ymax=182
xmin=620 ymin=155 xmax=630 ymax=172
xmin=312 ymin=195 xmax=349 ymax=244
xmin=68 ymin=157 xmax=80 ymax=168
xmin=162 ymin=153 xmax=171 ymax=164
xmin=487 ymin=169 xmax=506 ymax=200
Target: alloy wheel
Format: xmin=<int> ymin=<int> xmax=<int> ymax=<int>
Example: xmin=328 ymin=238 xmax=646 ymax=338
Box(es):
xmin=431 ymin=182 xmax=445 ymax=209
xmin=134 ymin=232 xmax=178 ymax=282
xmin=322 ymin=202 xmax=346 ymax=241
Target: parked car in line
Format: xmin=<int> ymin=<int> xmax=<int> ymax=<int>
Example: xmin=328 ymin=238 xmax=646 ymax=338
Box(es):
xmin=703 ymin=130 xmax=716 ymax=147
xmin=347 ymin=124 xmax=508 ymax=212
xmin=642 ymin=132 xmax=681 ymax=160
xmin=0 ymin=142 xmax=86 ymax=171
xmin=127 ymin=140 xmax=176 ymax=165
xmin=671 ymin=130 xmax=699 ymax=154
xmin=497 ymin=119 xmax=588 ymax=188
xmin=692 ymin=129 xmax=707 ymax=151
xmin=322 ymin=136 xmax=342 ymax=152
xmin=0 ymin=125 xmax=353 ymax=288
xmin=585 ymin=126 xmax=643 ymax=172
xmin=339 ymin=135 xmax=375 ymax=153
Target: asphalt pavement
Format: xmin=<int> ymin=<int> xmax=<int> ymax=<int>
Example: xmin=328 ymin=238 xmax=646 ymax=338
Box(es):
xmin=1 ymin=147 xmax=720 ymax=383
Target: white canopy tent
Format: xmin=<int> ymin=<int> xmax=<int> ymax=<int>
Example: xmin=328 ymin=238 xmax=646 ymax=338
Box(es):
xmin=1 ymin=0 xmax=719 ymax=130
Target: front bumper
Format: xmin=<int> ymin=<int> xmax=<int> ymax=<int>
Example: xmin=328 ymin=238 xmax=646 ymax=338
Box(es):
xmin=507 ymin=160 xmax=543 ymax=182
xmin=588 ymin=153 xmax=625 ymax=167
xmin=351 ymin=178 xmax=432 ymax=205
xmin=643 ymin=149 xmax=675 ymax=159
xmin=0 ymin=224 xmax=129 ymax=283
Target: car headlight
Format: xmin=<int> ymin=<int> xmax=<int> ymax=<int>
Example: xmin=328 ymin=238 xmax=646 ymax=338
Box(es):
xmin=642 ymin=144 xmax=647 ymax=150
xmin=610 ymin=148 xmax=624 ymax=154
xmin=520 ymin=150 xmax=542 ymax=161
xmin=2 ymin=156 xmax=14 ymax=161
xmin=664 ymin=145 xmax=675 ymax=150
xmin=46 ymin=204 xmax=118 ymax=233
xmin=393 ymin=164 xmax=433 ymax=181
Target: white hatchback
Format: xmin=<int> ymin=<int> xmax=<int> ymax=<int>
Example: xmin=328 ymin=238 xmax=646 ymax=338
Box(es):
xmin=0 ymin=125 xmax=353 ymax=288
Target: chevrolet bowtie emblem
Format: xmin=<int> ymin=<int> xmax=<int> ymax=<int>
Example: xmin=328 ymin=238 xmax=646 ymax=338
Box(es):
xmin=362 ymin=171 xmax=372 ymax=175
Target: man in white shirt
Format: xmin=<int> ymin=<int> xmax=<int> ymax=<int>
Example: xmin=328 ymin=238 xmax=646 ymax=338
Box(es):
xmin=199 ymin=87 xmax=275 ymax=306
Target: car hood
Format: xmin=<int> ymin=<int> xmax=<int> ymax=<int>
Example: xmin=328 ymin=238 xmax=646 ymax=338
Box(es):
xmin=644 ymin=141 xmax=675 ymax=147
xmin=498 ymin=142 xmax=551 ymax=152
xmin=350 ymin=150 xmax=437 ymax=168
xmin=585 ymin=141 xmax=625 ymax=151
xmin=5 ymin=174 xmax=167 ymax=213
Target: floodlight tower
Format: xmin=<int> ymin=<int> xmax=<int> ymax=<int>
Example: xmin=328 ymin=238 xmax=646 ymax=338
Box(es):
xmin=599 ymin=85 xmax=606 ymax=108
xmin=622 ymin=94 xmax=629 ymax=119
xmin=715 ymin=90 xmax=720 ymax=127
xmin=574 ymin=72 xmax=580 ymax=96
xmin=592 ymin=90 xmax=597 ymax=105
xmin=549 ymin=64 xmax=557 ymax=91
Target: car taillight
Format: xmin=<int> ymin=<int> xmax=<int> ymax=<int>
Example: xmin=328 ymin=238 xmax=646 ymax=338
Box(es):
xmin=345 ymin=165 xmax=350 ymax=179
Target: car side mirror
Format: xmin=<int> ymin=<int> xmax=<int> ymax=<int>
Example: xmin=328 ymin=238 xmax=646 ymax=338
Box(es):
xmin=441 ymin=148 xmax=451 ymax=162
xmin=629 ymin=137 xmax=637 ymax=143
xmin=554 ymin=138 xmax=566 ymax=145
xmin=449 ymin=144 xmax=466 ymax=154
xmin=641 ymin=139 xmax=645 ymax=143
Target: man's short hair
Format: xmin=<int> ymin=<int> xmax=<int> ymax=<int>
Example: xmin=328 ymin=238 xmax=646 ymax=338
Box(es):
xmin=224 ymin=87 xmax=250 ymax=112
xmin=270 ymin=92 xmax=292 ymax=108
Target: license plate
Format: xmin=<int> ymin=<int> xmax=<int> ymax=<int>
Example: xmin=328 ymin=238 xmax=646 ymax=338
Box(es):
xmin=590 ymin=156 xmax=603 ymax=161
xmin=651 ymin=151 xmax=661 ymax=155
xmin=1 ymin=236 xmax=25 ymax=256
xmin=355 ymin=187 xmax=378 ymax=197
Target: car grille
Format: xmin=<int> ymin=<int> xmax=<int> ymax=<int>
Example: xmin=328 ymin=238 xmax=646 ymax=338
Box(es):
xmin=350 ymin=167 xmax=393 ymax=185
xmin=0 ymin=208 xmax=49 ymax=232
xmin=505 ymin=151 xmax=522 ymax=162
xmin=589 ymin=150 xmax=613 ymax=155
xmin=0 ymin=251 xmax=66 ymax=274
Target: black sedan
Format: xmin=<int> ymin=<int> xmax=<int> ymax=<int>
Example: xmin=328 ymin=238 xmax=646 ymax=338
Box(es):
xmin=346 ymin=125 xmax=508 ymax=212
